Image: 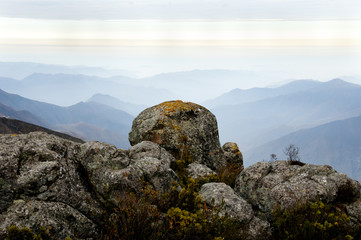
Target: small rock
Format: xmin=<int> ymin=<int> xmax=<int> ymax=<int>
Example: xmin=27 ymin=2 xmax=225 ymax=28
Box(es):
xmin=222 ymin=142 xmax=244 ymax=166
xmin=186 ymin=163 xmax=216 ymax=179
xmin=199 ymin=182 xmax=254 ymax=224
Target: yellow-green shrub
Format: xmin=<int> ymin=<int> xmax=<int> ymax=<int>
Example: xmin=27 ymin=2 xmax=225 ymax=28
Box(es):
xmin=271 ymin=199 xmax=360 ymax=240
xmin=6 ymin=225 xmax=61 ymax=240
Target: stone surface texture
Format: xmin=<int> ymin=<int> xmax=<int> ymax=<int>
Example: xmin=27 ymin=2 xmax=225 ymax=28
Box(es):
xmin=235 ymin=161 xmax=361 ymax=217
xmin=199 ymin=182 xmax=271 ymax=239
xmin=0 ymin=132 xmax=177 ymax=239
xmin=186 ymin=163 xmax=215 ymax=179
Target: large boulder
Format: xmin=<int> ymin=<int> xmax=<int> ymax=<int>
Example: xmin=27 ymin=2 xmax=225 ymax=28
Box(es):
xmin=235 ymin=161 xmax=361 ymax=218
xmin=129 ymin=100 xmax=226 ymax=170
xmin=0 ymin=132 xmax=103 ymax=239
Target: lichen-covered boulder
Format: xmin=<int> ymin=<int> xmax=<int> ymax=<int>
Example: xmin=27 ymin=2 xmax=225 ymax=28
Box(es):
xmin=129 ymin=100 xmax=226 ymax=170
xmin=0 ymin=200 xmax=98 ymax=239
xmin=235 ymin=161 xmax=361 ymax=217
xmin=222 ymin=142 xmax=243 ymax=166
xmin=0 ymin=132 xmax=103 ymax=239
xmin=199 ymin=182 xmax=271 ymax=239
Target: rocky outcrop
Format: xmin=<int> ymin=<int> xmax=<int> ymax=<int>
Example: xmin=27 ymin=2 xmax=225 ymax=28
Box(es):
xmin=235 ymin=161 xmax=361 ymax=218
xmin=0 ymin=132 xmax=104 ymax=239
xmin=0 ymin=132 xmax=177 ymax=239
xmin=129 ymin=100 xmax=226 ymax=170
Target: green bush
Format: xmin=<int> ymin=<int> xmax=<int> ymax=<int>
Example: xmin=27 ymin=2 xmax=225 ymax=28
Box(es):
xmin=271 ymin=199 xmax=360 ymax=240
xmin=166 ymin=206 xmax=243 ymax=240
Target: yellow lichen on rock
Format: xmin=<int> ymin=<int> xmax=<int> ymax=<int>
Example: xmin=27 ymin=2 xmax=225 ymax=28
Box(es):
xmin=156 ymin=100 xmax=198 ymax=116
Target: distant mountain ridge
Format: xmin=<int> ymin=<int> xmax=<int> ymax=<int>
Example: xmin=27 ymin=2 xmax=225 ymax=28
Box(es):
xmin=212 ymin=79 xmax=361 ymax=150
xmin=0 ymin=102 xmax=49 ymax=127
xmin=0 ymin=73 xmax=174 ymax=106
xmin=0 ymin=89 xmax=133 ymax=148
xmin=87 ymin=94 xmax=147 ymax=116
xmin=203 ymin=79 xmax=358 ymax=108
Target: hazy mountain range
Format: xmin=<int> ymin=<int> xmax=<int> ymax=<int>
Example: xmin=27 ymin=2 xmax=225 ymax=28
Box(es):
xmin=0 ymin=89 xmax=133 ymax=148
xmin=210 ymin=79 xmax=361 ymax=150
xmin=0 ymin=62 xmax=134 ymax=79
xmin=0 ymin=73 xmax=173 ymax=106
xmin=87 ymin=94 xmax=146 ymax=116
xmin=0 ymin=62 xmax=295 ymax=106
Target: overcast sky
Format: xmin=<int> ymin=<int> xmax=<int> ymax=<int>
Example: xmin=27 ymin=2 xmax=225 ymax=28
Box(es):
xmin=0 ymin=0 xmax=360 ymax=20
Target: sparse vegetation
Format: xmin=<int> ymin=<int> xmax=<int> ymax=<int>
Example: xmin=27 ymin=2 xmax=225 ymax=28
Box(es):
xmin=216 ymin=162 xmax=243 ymax=187
xmin=283 ymin=144 xmax=304 ymax=165
xmin=101 ymin=146 xmax=244 ymax=240
xmin=271 ymin=199 xmax=360 ymax=240
xmin=270 ymin=153 xmax=277 ymax=162
xmin=6 ymin=225 xmax=59 ymax=240
xmin=102 ymin=175 xmax=242 ymax=240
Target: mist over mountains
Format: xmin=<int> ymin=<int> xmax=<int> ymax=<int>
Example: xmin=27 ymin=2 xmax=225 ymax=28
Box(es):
xmin=0 ymin=62 xmax=290 ymax=106
xmin=1 ymin=61 xmax=361 ymax=181
xmin=0 ymin=89 xmax=133 ymax=148
xmin=0 ymin=62 xmax=134 ymax=79
xmin=210 ymin=79 xmax=361 ymax=150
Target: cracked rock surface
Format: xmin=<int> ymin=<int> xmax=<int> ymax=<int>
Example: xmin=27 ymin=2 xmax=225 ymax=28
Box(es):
xmin=235 ymin=161 xmax=361 ymax=218
xmin=0 ymin=132 xmax=177 ymax=239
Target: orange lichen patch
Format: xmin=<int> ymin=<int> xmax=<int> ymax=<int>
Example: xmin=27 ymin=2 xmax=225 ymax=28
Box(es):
xmin=231 ymin=144 xmax=240 ymax=153
xmin=225 ymin=143 xmax=241 ymax=153
xmin=156 ymin=100 xmax=199 ymax=116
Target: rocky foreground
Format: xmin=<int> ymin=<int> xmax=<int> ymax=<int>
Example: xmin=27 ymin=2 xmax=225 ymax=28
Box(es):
xmin=1 ymin=100 xmax=361 ymax=239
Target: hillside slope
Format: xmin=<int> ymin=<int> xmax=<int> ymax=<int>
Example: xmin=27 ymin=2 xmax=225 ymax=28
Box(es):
xmin=0 ymin=117 xmax=84 ymax=143
xmin=246 ymin=114 xmax=361 ymax=181
xmin=212 ymin=79 xmax=361 ymax=150
xmin=0 ymin=89 xmax=133 ymax=148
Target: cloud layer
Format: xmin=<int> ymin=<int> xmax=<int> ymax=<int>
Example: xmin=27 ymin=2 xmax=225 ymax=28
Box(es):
xmin=0 ymin=0 xmax=360 ymax=20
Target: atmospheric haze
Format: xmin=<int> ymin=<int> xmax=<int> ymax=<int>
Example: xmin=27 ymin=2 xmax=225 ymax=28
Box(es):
xmin=0 ymin=0 xmax=361 ymax=95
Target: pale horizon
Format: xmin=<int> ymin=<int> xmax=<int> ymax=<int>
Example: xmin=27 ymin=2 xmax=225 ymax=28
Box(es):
xmin=0 ymin=0 xmax=361 ymax=88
